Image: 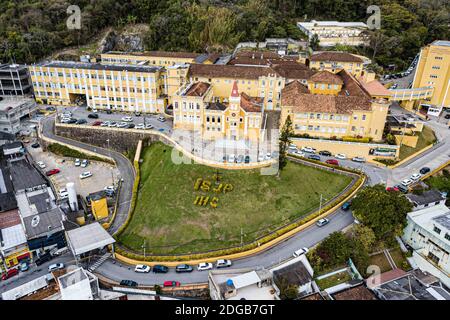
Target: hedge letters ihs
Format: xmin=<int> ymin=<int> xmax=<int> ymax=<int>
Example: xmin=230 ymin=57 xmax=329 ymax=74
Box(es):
xmin=193 ymin=178 xmax=233 ymax=208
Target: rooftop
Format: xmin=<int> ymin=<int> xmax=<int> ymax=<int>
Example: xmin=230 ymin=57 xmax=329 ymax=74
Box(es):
xmin=0 ymin=208 xmax=21 ymax=229
xmin=0 ymin=63 xmax=28 ymax=72
xmin=310 ymin=51 xmax=363 ymax=63
xmin=66 ymin=222 xmax=115 ymax=256
xmin=58 ymin=267 xmax=88 ymax=289
xmin=408 ymin=203 xmax=450 ymax=233
xmin=332 ymin=284 xmax=378 ymax=300
xmin=309 ymin=70 xmax=344 ymax=85
xmin=431 ymin=40 xmax=450 ymax=47
xmin=406 ymin=189 xmax=446 ymax=206
xmin=37 ymin=61 xmax=162 ymax=74
xmin=184 ymin=82 xmax=211 ymax=97
xmin=105 ymin=50 xmax=200 ymax=59
xmin=188 ymin=64 xmax=278 ymax=80
xmin=9 ymin=159 xmax=47 ymax=191
xmin=360 ymin=80 xmax=392 ymax=97
xmin=272 ymin=259 xmax=313 ymax=286
xmin=22 ymin=207 xmax=64 ymax=239
xmin=298 ymin=20 xmax=368 ymax=28
xmin=1 ymin=274 xmax=49 ymax=300
xmin=0 ymin=223 xmax=27 ymax=250
xmin=0 ymin=97 xmax=35 ymax=113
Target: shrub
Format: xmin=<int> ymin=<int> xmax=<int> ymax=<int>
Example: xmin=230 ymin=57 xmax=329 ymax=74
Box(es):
xmin=47 ymin=143 xmax=114 ymax=164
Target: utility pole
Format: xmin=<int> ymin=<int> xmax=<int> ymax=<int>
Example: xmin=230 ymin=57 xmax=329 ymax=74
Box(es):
xmin=143 ymin=239 xmax=146 ymax=258
xmin=240 ymin=227 xmax=243 ymax=247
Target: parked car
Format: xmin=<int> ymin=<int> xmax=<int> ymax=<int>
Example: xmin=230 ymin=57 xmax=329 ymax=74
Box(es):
xmin=92 ymin=121 xmax=102 ymax=126
xmin=135 ymin=112 xmax=141 ymax=117
xmin=420 ymin=167 xmax=431 ymax=175
xmin=394 ymin=184 xmax=409 ymax=193
xmin=325 ymin=159 xmax=339 ymax=166
xmin=120 ymin=280 xmax=138 ymax=287
xmin=288 ymin=144 xmax=298 ymax=151
xmin=216 ymin=259 xmax=232 ymax=268
xmin=386 ymin=186 xmax=399 ymax=192
xmin=100 ymin=121 xmax=110 ymax=127
xmin=293 ymin=247 xmax=309 ymax=258
xmin=228 ymin=154 xmax=236 ymax=163
xmin=157 ymin=116 xmax=166 ymax=122
xmin=301 ymin=146 xmax=316 ymax=153
xmin=117 ymin=122 xmax=128 ymax=128
xmin=145 ymin=123 xmax=154 ymax=130
xmin=341 ymin=202 xmax=351 ymax=211
xmin=31 ymin=142 xmax=40 ymax=148
xmin=197 ymin=262 xmax=213 ymax=271
xmin=19 ymin=262 xmax=29 ymax=272
xmin=316 ymin=218 xmax=329 ymax=227
xmin=236 ymin=155 xmax=244 ymax=164
xmin=134 ymin=264 xmax=151 ymax=273
xmin=335 ymin=153 xmax=346 ymax=160
xmin=352 ymin=157 xmax=366 ymax=163
xmin=35 ymin=252 xmax=53 ymax=266
xmin=88 ymin=113 xmax=99 ymax=119
xmin=108 ymin=121 xmax=117 ymax=128
xmin=81 ymin=160 xmax=89 ymax=168
xmin=59 ymin=188 xmax=69 ymax=199
xmin=76 ymin=119 xmax=87 ymax=125
xmin=45 ymin=168 xmax=60 ymax=176
xmin=401 ymin=178 xmax=413 ymax=187
xmin=2 ymin=268 xmax=19 ymax=280
xmin=264 ymin=153 xmax=272 ymax=160
xmin=307 ymin=154 xmax=321 ymax=161
xmin=244 ymin=155 xmax=250 ymax=164
xmin=48 ymin=263 xmax=65 ymax=272
xmin=319 ymin=150 xmax=332 ymax=156
xmin=135 ymin=123 xmax=145 ymax=130
xmin=106 ymin=109 xmax=112 ymax=114
xmin=152 ymin=265 xmax=169 ymax=273
xmin=175 ymin=264 xmax=193 ymax=273
xmin=79 ymin=171 xmax=93 ymax=179
xmin=36 ymin=161 xmax=46 ymax=169
xmin=410 ymin=173 xmax=421 ymax=181
xmin=74 ymin=158 xmax=81 ymax=166
xmin=445 ymin=114 xmax=450 ymax=120
xmin=163 ymin=281 xmax=181 ymax=287
xmin=294 ymin=150 xmax=305 ymax=157
xmin=127 ymin=123 xmax=136 ymax=129
xmin=121 ymin=116 xmax=133 ymax=122
xmin=67 ymin=118 xmax=78 ymax=124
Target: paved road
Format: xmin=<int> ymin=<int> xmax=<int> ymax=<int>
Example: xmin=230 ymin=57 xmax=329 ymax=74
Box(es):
xmin=40 ymin=115 xmax=135 ymax=234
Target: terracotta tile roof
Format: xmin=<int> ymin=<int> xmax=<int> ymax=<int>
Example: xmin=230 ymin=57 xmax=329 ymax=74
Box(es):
xmin=188 ymin=64 xmax=278 ymax=79
xmin=367 ymin=268 xmax=408 ymax=289
xmin=271 ymin=64 xmax=316 ymax=80
xmin=106 ymin=51 xmax=200 ymax=59
xmin=310 ymin=51 xmax=363 ymax=63
xmin=184 ymin=82 xmax=210 ymax=97
xmin=360 ymin=79 xmax=392 ymax=97
xmin=281 ymin=72 xmax=372 ymax=114
xmin=236 ymin=51 xmax=280 ymax=59
xmin=332 ymin=284 xmax=378 ymax=300
xmin=205 ymin=102 xmax=227 ymax=111
xmin=240 ymin=93 xmax=263 ymax=113
xmin=227 ymin=57 xmax=270 ymax=66
xmin=309 ymin=70 xmax=344 ymax=85
xmin=0 ymin=209 xmax=21 ymax=229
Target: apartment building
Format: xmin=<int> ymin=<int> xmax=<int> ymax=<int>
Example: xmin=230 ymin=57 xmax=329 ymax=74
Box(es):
xmin=173 ymin=81 xmax=264 ymax=141
xmin=309 ymin=52 xmax=365 ymax=77
xmin=280 ymin=70 xmax=389 ymax=141
xmin=0 ymin=63 xmax=33 ymax=96
xmin=0 ymin=97 xmax=37 ymax=134
xmin=403 ymin=40 xmax=450 ymax=115
xmin=297 ymin=20 xmax=369 ymax=47
xmin=30 ymin=61 xmax=166 ymax=113
xmin=402 ymin=203 xmax=450 ymax=288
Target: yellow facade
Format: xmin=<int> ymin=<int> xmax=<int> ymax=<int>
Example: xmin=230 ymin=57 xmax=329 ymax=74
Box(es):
xmin=405 ymin=40 xmax=450 ymax=112
xmin=310 ymin=60 xmax=364 ymax=77
xmin=30 ymin=62 xmax=166 ymax=113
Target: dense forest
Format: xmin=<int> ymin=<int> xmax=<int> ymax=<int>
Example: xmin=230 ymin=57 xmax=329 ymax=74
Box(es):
xmin=0 ymin=0 xmax=448 ymax=69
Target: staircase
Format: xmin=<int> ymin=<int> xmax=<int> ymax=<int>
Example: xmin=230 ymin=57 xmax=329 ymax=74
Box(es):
xmin=88 ymin=252 xmax=111 ymax=272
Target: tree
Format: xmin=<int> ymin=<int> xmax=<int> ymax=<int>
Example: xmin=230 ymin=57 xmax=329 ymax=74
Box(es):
xmin=279 ymin=115 xmax=294 ymax=171
xmin=351 ymin=184 xmax=413 ymax=241
xmin=276 ymin=276 xmax=299 ymax=300
xmin=353 ymin=225 xmax=376 ymax=252
xmin=309 ymin=34 xmax=320 ymax=50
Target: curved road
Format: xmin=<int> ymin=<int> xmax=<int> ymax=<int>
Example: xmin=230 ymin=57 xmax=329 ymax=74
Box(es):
xmin=37 ymin=109 xmax=450 ymax=287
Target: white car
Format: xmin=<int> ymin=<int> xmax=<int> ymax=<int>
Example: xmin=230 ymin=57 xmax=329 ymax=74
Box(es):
xmin=335 ymin=153 xmax=347 ymax=160
xmin=301 ymin=146 xmax=316 ymax=153
xmin=80 ymin=171 xmax=93 ymax=179
xmin=401 ymin=178 xmax=413 ymax=186
xmin=264 ymin=153 xmax=272 ymax=160
xmin=100 ymin=121 xmax=110 ymax=127
xmin=228 ymin=154 xmax=236 ymax=163
xmin=81 ymin=160 xmax=89 ymax=168
xmin=36 ymin=161 xmax=46 ymax=169
xmin=135 ymin=123 xmax=145 ymax=130
xmin=197 ymin=262 xmax=213 ymax=271
xmin=61 ymin=117 xmax=71 ymax=123
xmin=410 ymin=173 xmax=421 ymax=181
xmin=294 ymin=150 xmax=305 ymax=157
xmin=59 ymin=188 xmax=69 ymax=199
xmin=74 ymin=158 xmax=81 ymax=166
xmin=134 ymin=264 xmax=151 ymax=273
xmin=48 ymin=263 xmax=65 ymax=272
xmin=288 ymin=144 xmax=297 ymax=151
xmin=121 ymin=116 xmax=133 ymax=122
xmin=117 ymin=122 xmax=128 ymax=128
xmin=293 ymin=247 xmax=309 ymax=258
xmin=352 ymin=156 xmax=366 ymax=163
xmin=104 ymin=185 xmax=115 ymax=192
xmin=216 ymin=259 xmax=232 ymax=268
xmin=157 ymin=116 xmax=166 ymax=122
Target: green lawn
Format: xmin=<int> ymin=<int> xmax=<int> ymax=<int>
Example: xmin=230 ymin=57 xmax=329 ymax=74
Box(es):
xmin=389 ymin=248 xmax=411 ymax=271
xmin=399 ymin=126 xmax=436 ymax=160
xmin=118 ymin=142 xmax=353 ymax=254
xmin=315 ymin=271 xmax=351 ymax=290
xmin=368 ymin=252 xmax=393 ymax=273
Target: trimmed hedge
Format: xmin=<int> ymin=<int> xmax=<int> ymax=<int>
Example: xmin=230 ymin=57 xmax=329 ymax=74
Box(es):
xmin=47 ymin=143 xmax=114 ymax=165
xmin=114 ymin=155 xmax=365 ymax=262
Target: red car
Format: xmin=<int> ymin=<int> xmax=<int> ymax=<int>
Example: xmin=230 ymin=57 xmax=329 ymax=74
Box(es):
xmin=163 ymin=281 xmax=181 ymax=287
xmin=92 ymin=121 xmax=102 ymax=126
xmin=1 ymin=268 xmax=18 ymax=280
xmin=45 ymin=168 xmax=60 ymax=176
xmin=386 ymin=186 xmax=399 ymax=192
xmin=325 ymin=159 xmax=339 ymax=166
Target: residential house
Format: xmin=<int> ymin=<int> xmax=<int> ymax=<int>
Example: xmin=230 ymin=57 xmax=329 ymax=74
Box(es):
xmin=309 ymin=51 xmax=365 ymax=77
xmin=406 ymin=189 xmax=447 ymax=211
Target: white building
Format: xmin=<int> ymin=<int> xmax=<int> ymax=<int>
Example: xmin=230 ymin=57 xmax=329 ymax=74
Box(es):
xmin=297 ymin=20 xmax=368 ymax=47
xmin=402 ymin=203 xmax=450 ymax=288
xmin=209 ymin=267 xmax=280 ymax=300
xmin=57 ymin=267 xmax=99 ymax=300
xmin=0 ymin=97 xmax=36 ymax=134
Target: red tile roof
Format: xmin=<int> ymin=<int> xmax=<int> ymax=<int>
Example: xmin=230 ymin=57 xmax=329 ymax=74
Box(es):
xmin=309 ymin=70 xmax=344 ymax=85
xmin=184 ymin=82 xmax=210 ymax=97
xmin=0 ymin=209 xmax=21 ymax=229
xmin=240 ymin=93 xmax=263 ymax=113
xmin=366 ymin=268 xmax=408 ymax=289
xmin=310 ymin=52 xmax=363 ymax=63
xmin=188 ymin=64 xmax=278 ymax=79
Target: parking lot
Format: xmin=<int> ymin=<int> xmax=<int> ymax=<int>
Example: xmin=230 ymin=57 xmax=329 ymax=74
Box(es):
xmin=27 ymin=143 xmax=120 ymax=198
